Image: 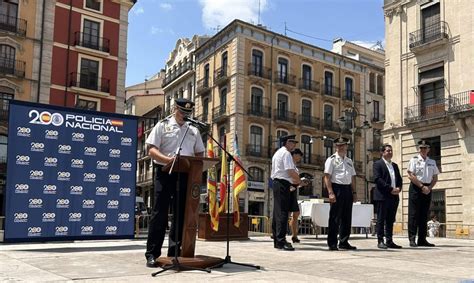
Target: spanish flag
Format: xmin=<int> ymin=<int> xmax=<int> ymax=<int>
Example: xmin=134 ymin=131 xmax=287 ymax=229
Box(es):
xmin=232 ymin=134 xmax=247 ymax=227
xmin=207 ymin=138 xmax=219 ymax=231
xmin=218 ymin=134 xmax=227 ymax=214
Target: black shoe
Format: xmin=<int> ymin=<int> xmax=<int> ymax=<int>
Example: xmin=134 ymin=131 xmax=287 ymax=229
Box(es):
xmin=276 ymin=242 xmax=295 ymax=251
xmin=292 ymin=236 xmax=300 ymax=243
xmin=146 ymin=256 xmax=157 ymax=268
xmin=328 ymin=246 xmax=339 ymax=251
xmin=377 ymin=242 xmax=388 ymax=249
xmin=386 ymin=242 xmax=402 ymax=249
xmin=409 ymin=241 xmax=418 ymax=247
xmin=339 ymin=242 xmax=357 ymax=250
xmin=417 ymin=240 xmax=435 ymax=247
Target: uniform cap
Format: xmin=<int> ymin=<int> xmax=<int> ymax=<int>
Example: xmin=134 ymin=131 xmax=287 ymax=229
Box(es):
xmin=175 ymin=98 xmax=194 ymax=113
xmin=334 ymin=137 xmax=349 ymax=145
xmin=418 ymin=140 xmax=431 ymax=148
xmin=280 ymin=134 xmax=298 ymax=144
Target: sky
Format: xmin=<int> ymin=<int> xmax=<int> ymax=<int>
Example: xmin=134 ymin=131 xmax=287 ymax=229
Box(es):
xmin=126 ymin=0 xmax=385 ymax=87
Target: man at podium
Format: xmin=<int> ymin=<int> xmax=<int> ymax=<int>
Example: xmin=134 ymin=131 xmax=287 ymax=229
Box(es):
xmin=144 ymin=98 xmax=205 ymax=267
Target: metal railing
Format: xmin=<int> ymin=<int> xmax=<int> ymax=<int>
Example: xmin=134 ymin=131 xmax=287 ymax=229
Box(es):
xmin=247 ymin=103 xmax=271 ymax=118
xmin=0 ymin=14 xmax=27 ymax=36
xmin=404 ymin=98 xmax=448 ymax=123
xmin=273 ymin=109 xmax=297 ymax=123
xmin=214 ymin=66 xmax=228 ymax=85
xmin=247 ymin=63 xmax=271 ymax=80
xmin=247 ymin=215 xmax=271 ymax=234
xmin=69 ymin=72 xmax=110 ymax=93
xmin=301 ymin=154 xmax=325 ymax=168
xmin=322 ymin=120 xmax=341 ymax=132
xmin=274 ymin=71 xmax=296 ymax=87
xmin=245 ymin=144 xmax=270 ymax=159
xmin=163 ymin=61 xmax=193 ymax=87
xmin=212 ymin=105 xmax=227 ymax=121
xmin=409 ymin=21 xmax=449 ymax=49
xmin=299 ymin=78 xmax=320 ymax=93
xmin=342 ymin=90 xmax=361 ymax=103
xmin=448 ymin=90 xmax=473 ymax=113
xmin=74 ymin=31 xmax=110 ymax=53
xmin=322 ymin=84 xmax=340 ymax=98
xmin=298 ymin=115 xmax=320 ymax=128
xmin=196 ymin=77 xmax=211 ymax=94
xmin=0 ymin=57 xmax=25 ymax=77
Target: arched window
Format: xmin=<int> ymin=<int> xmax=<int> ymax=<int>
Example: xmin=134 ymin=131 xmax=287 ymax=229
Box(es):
xmin=0 ymin=87 xmax=13 ymax=121
xmin=277 ymin=57 xmax=288 ymax=83
xmin=301 ymin=135 xmax=312 ymax=164
xmin=302 ymin=64 xmax=312 ymax=89
xmin=220 ymin=87 xmax=227 ymax=112
xmin=0 ymin=44 xmax=16 ymax=74
xmin=249 ymin=167 xmax=264 ymax=182
xmin=324 ymin=139 xmax=333 ymax=158
xmin=301 ymin=99 xmax=312 ymax=125
xmin=345 ymin=77 xmax=353 ymax=101
xmin=277 ymin=93 xmax=288 ymax=119
xmin=324 ymin=104 xmax=333 ymax=129
xmin=204 ymin=63 xmax=210 ymax=87
xmin=221 ymin=51 xmax=228 ymax=73
xmin=0 ymin=135 xmax=7 ymax=163
xmin=275 ymin=129 xmax=288 ymax=148
xmin=202 ymin=97 xmax=209 ymax=121
xmin=249 ymin=125 xmax=263 ymax=156
xmin=324 ymin=71 xmax=333 ymax=95
xmin=251 ymin=87 xmax=263 ymax=114
xmin=251 ymin=50 xmax=263 ymax=77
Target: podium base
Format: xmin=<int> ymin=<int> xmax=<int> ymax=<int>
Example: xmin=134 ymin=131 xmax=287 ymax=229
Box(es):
xmin=156 ymin=255 xmax=224 ymax=269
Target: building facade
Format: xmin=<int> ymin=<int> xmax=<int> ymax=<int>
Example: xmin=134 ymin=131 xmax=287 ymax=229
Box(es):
xmin=193 ymin=20 xmax=373 ymax=216
xmin=384 ymin=0 xmax=474 ymax=237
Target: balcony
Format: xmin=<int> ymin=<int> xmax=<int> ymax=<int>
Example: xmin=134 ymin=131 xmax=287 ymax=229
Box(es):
xmin=404 ymin=99 xmax=447 ymax=124
xmin=274 ymin=71 xmax=296 ymax=87
xmin=409 ymin=21 xmax=449 ymax=52
xmin=245 ymin=144 xmax=270 ymax=159
xmin=247 ymin=63 xmax=271 ymax=80
xmin=322 ymin=85 xmax=340 ymax=98
xmin=214 ymin=67 xmax=228 ymax=86
xmin=247 ymin=103 xmax=271 ymax=119
xmin=196 ymin=77 xmax=211 ymax=95
xmin=342 ymin=90 xmax=361 ymax=104
xmin=74 ymin=32 xmax=110 ymax=53
xmin=69 ymin=72 xmax=110 ymax=93
xmin=274 ymin=109 xmax=296 ymax=124
xmin=196 ymin=113 xmax=210 ymax=123
xmin=298 ymin=115 xmax=320 ymax=129
xmin=301 ymin=154 xmax=325 ymax=168
xmin=0 ymin=57 xmax=25 ymax=77
xmin=212 ymin=105 xmax=227 ymax=122
xmin=299 ymin=78 xmax=320 ymax=94
xmin=447 ymin=90 xmax=474 ymax=114
xmin=162 ymin=61 xmax=193 ymax=87
xmin=0 ymin=14 xmax=27 ymax=36
xmin=322 ymin=120 xmax=341 ymax=133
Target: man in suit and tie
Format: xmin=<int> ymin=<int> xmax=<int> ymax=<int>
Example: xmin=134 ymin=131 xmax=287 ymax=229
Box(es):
xmin=373 ymin=144 xmax=403 ymax=249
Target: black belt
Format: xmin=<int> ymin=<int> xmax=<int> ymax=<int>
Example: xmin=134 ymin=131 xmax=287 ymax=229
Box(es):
xmin=332 ymin=183 xmax=351 ymax=188
xmin=273 ymin=178 xmax=291 ymax=186
xmin=410 ymin=182 xmax=431 ymax=190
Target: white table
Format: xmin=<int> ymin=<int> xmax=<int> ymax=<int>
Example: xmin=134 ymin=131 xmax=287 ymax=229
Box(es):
xmin=299 ymin=201 xmax=374 ymax=237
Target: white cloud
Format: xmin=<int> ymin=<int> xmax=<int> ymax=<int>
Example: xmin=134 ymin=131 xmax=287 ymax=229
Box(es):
xmin=150 ymin=26 xmax=175 ymax=35
xmin=351 ymin=40 xmax=385 ymax=50
xmin=160 ymin=3 xmax=172 ymax=11
xmin=133 ymin=6 xmax=144 ymax=15
xmin=199 ymin=0 xmax=268 ymax=30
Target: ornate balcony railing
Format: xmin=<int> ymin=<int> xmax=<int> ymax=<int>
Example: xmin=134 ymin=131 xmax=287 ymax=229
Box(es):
xmin=163 ymin=61 xmax=193 ymax=87
xmin=342 ymin=90 xmax=361 ymax=103
xmin=409 ymin=21 xmax=449 ymax=49
xmin=245 ymin=144 xmax=270 ymax=159
xmin=299 ymin=78 xmax=320 ymax=93
xmin=196 ymin=77 xmax=211 ymax=94
xmin=214 ymin=66 xmax=228 ymax=85
xmin=69 ymin=72 xmax=110 ymax=93
xmin=247 ymin=63 xmax=271 ymax=80
xmin=212 ymin=105 xmax=227 ymax=121
xmin=274 ymin=109 xmax=296 ymax=124
xmin=298 ymin=115 xmax=320 ymax=129
xmin=322 ymin=120 xmax=341 ymax=132
xmin=322 ymin=84 xmax=340 ymax=98
xmin=301 ymin=154 xmax=325 ymax=168
xmin=74 ymin=31 xmax=110 ymax=53
xmin=274 ymin=71 xmax=296 ymax=87
xmin=404 ymin=98 xmax=448 ymax=123
xmin=247 ymin=103 xmax=271 ymax=118
xmin=0 ymin=57 xmax=25 ymax=77
xmin=0 ymin=14 xmax=27 ymax=36
xmin=447 ymin=90 xmax=474 ymax=113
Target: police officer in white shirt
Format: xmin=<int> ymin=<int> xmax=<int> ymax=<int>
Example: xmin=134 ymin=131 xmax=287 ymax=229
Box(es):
xmin=407 ymin=140 xmax=439 ymax=247
xmin=324 ymin=137 xmax=357 ymax=250
xmin=271 ymin=135 xmax=300 ymax=251
xmin=144 ymin=98 xmax=205 ymax=267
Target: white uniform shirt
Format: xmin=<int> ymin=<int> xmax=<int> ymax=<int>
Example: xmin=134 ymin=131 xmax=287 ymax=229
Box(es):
xmin=324 ymin=153 xmax=356 ymax=185
xmin=407 ymin=154 xmax=440 ymax=184
xmin=146 ymin=116 xmax=205 ymax=165
xmin=271 ymin=147 xmax=296 ymax=183
xmin=383 ymin=157 xmax=396 ymax=188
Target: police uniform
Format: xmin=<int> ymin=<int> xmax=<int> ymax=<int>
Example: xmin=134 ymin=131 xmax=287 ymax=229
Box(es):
xmin=271 ymin=135 xmax=298 ymax=250
xmin=324 ymin=137 xmax=357 ymax=250
xmin=407 ymin=140 xmax=439 ymax=246
xmin=144 ymin=99 xmax=205 ymax=265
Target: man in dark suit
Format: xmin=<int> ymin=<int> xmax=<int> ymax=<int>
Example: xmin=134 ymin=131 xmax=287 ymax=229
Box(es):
xmin=373 ymin=144 xmax=403 ymax=249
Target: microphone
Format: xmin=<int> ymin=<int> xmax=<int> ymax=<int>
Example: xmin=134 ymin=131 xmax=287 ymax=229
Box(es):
xmin=184 ymin=116 xmax=209 ymax=129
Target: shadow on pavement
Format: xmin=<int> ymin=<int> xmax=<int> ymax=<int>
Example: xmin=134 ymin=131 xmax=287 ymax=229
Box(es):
xmin=16 ymin=245 xmax=144 ymax=253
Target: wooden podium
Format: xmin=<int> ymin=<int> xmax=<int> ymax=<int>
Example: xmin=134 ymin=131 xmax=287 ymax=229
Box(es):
xmin=157 ymin=156 xmax=222 ymax=268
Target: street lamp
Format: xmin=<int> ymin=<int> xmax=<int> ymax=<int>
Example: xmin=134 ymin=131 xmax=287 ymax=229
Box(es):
xmin=309 ymin=135 xmax=327 ymax=144
xmin=337 ymin=109 xmax=371 ymax=203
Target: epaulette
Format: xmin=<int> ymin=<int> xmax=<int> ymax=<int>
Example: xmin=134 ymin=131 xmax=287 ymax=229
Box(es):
xmin=330 ymin=155 xmax=336 ymax=159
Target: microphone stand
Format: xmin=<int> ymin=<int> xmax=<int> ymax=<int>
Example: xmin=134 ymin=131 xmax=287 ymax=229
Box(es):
xmin=204 ymin=131 xmax=260 ymax=270
xmin=152 ymin=121 xmax=211 ymax=276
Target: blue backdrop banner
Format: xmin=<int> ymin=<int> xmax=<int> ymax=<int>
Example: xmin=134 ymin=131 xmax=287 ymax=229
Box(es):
xmin=5 ymin=101 xmax=138 ymax=242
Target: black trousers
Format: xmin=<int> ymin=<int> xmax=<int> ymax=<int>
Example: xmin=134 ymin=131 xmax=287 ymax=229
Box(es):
xmin=145 ymin=165 xmax=188 ymax=259
xmin=376 ymin=198 xmax=399 ymax=242
xmin=408 ymin=182 xmax=432 ymax=242
xmin=272 ymin=178 xmax=291 ymax=246
xmin=327 ymin=183 xmax=353 ymax=247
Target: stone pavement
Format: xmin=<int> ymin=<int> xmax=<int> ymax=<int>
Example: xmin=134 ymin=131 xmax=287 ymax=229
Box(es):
xmin=1 ymin=234 xmax=473 ymax=282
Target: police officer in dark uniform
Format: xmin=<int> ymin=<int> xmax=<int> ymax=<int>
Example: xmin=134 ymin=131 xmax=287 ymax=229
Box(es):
xmin=407 ymin=140 xmax=439 ymax=247
xmin=144 ymin=98 xmax=205 ymax=267
xmin=324 ymin=137 xmax=357 ymax=251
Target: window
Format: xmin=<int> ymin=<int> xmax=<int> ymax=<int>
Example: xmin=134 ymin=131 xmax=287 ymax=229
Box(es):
xmin=202 ymin=97 xmax=209 ymax=120
xmin=345 ymin=77 xmax=353 ymax=100
xmin=421 ymin=2 xmax=440 ymax=42
xmin=220 ymin=88 xmax=227 ymax=112
xmin=165 ymin=95 xmax=171 ymax=114
xmin=221 ymin=51 xmax=228 ymax=72
xmin=276 ymin=129 xmax=288 ymax=148
xmin=187 ymin=82 xmax=192 ymax=98
xmin=419 ymin=66 xmax=444 ymax=116
xmin=277 ymin=93 xmax=288 ymax=119
xmin=250 ymin=125 xmax=263 ymax=155
xmin=0 ymin=44 xmax=15 ymax=74
xmin=345 ymin=110 xmax=353 ymax=131
xmin=85 ymin=0 xmax=101 ymax=12
xmin=0 ymin=0 xmax=18 ymax=19
xmin=204 ymin=64 xmax=210 ymax=87
xmin=0 ymin=135 xmax=7 ymax=164
xmin=251 ymin=49 xmax=263 ymax=77
xmin=301 ymin=135 xmax=312 ymax=163
xmin=83 ymin=19 xmax=100 ymax=50
xmin=324 ymin=139 xmax=333 ymax=158
xmin=324 ymin=104 xmax=333 ymax=128
xmin=369 ymin=73 xmax=376 ymax=93
xmin=324 ymin=71 xmax=333 ymax=95
xmin=301 ymin=99 xmax=311 ymax=124
xmin=425 ymin=136 xmax=441 ymax=171
xmin=0 ymin=90 xmax=13 ymax=121
xmin=376 ymin=75 xmax=384 ymax=96
xmin=302 ymin=64 xmax=312 ymax=89
xmin=80 ymin=58 xmax=99 ymax=90
xmin=76 ymin=98 xmax=98 ymax=111
xmin=373 ymin=100 xmax=380 ymax=121
xmin=178 ymin=87 xmax=184 ymax=99
xmin=249 ymin=167 xmax=264 ymax=182
xmin=251 ymin=87 xmax=263 ymax=113
xmin=278 ymin=57 xmax=288 ymax=83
